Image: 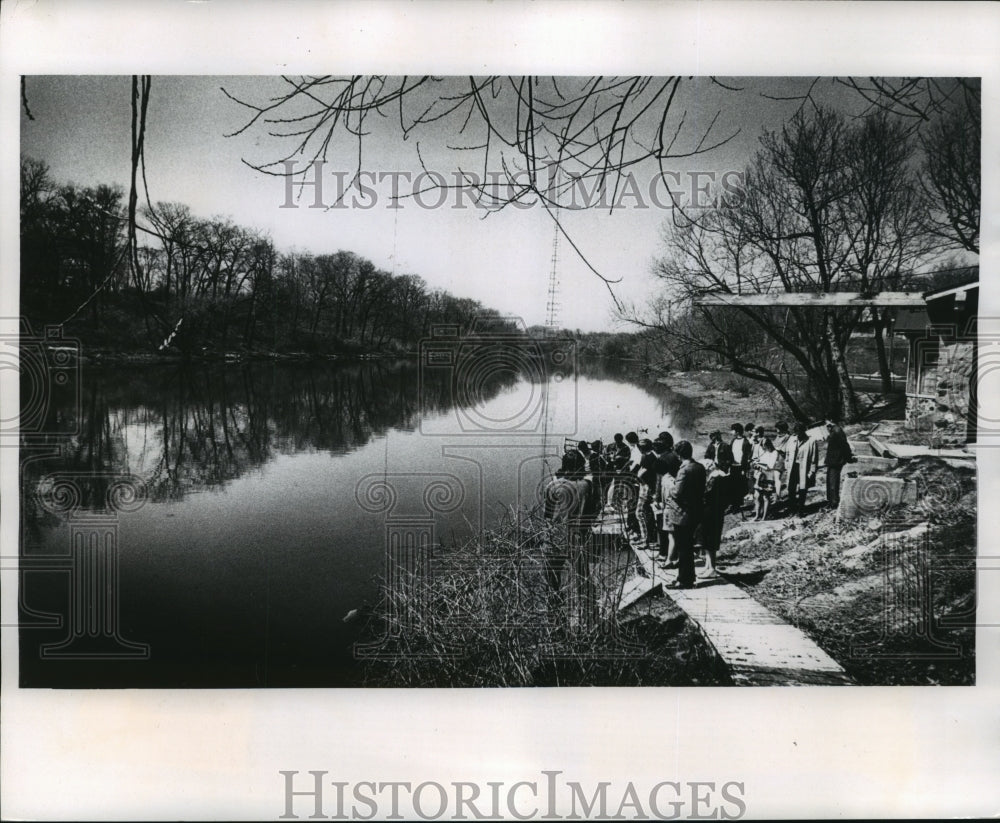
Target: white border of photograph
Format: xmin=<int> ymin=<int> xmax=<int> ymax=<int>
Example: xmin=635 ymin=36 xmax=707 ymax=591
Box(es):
xmin=1 ymin=1 xmax=998 ymax=819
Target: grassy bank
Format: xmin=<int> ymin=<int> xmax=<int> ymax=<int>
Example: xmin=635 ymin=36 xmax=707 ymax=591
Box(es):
xmin=359 ymin=509 xmax=730 ymax=687
xmin=657 ymin=367 xmax=908 ymax=434
xmin=660 ymin=370 xmax=976 ymax=685
xmin=357 ymin=463 xmax=975 ymax=687
xmin=715 ymin=455 xmax=976 ymax=685
xmin=357 ymin=368 xmax=976 ymax=687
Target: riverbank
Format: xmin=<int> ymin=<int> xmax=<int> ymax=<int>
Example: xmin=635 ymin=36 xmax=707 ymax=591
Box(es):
xmin=657 ymin=368 xmax=907 ymax=435
xmin=656 ymin=370 xmax=786 ymax=435
xmin=356 ymin=366 xmax=976 ymax=687
xmin=713 ymin=455 xmax=976 ymax=685
xmin=630 ymin=371 xmax=976 ymax=685
xmin=359 ymin=510 xmax=731 ymax=687
xmin=358 ymin=448 xmax=976 ymax=687
xmin=81 ymin=348 xmax=415 ymax=366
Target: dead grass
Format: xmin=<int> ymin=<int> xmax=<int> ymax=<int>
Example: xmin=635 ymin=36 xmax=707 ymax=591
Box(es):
xmin=718 ymin=459 xmax=976 ymax=685
xmin=360 ymin=508 xmax=729 ymax=687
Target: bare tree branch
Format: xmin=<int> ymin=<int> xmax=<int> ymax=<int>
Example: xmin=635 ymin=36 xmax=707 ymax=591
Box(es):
xmin=21 ymin=76 xmax=35 ymax=120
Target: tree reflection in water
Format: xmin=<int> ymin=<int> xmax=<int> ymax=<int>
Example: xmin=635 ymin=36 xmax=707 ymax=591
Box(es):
xmin=22 ymin=359 xmax=516 ymax=511
xmin=18 ymin=359 xmax=522 ymax=687
xmin=19 ymin=356 xmax=689 ymax=687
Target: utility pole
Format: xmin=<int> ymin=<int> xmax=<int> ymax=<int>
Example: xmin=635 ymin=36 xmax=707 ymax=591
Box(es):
xmin=545 ymin=224 xmax=559 ymax=336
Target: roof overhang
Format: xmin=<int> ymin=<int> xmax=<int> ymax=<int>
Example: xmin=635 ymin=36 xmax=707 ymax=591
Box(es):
xmin=923 ymin=281 xmax=979 ymax=302
xmin=692 ymin=291 xmax=927 ymax=308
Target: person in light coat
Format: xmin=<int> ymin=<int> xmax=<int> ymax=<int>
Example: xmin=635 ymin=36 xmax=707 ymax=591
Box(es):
xmin=652 ymin=434 xmax=681 ymax=565
xmin=785 ymin=423 xmax=818 ymax=516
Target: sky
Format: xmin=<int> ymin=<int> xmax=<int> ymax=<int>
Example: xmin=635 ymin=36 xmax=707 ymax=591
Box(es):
xmin=22 ymin=75 xmax=898 ymax=332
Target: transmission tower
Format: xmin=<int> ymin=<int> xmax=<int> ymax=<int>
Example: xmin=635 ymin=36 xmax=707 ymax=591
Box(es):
xmin=544 ymin=224 xmax=560 ymax=335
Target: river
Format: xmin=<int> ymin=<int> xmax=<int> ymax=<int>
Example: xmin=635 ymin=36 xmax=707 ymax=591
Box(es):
xmin=19 ymin=355 xmax=699 ymax=687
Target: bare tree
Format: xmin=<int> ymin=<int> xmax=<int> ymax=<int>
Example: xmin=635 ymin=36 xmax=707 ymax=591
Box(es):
xmin=919 ymin=103 xmax=980 ymax=253
xmin=222 ymin=75 xmax=741 ymax=297
xmin=221 ymin=76 xmax=978 ymax=297
xmin=834 ymin=77 xmax=980 ymax=256
xmin=21 ymin=157 xmax=129 ymax=329
xmin=836 ymin=77 xmax=979 ymax=125
xmin=224 ymin=76 xmax=738 ymax=202
xmin=841 ymin=112 xmax=931 ymax=391
xmin=642 ymin=106 xmax=931 ymax=422
xmin=21 ymin=75 xmax=978 ymax=363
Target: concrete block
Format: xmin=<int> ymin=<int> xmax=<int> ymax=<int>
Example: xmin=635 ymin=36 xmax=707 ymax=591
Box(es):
xmin=849 ymin=455 xmax=899 ymax=471
xmin=838 ymin=475 xmax=918 ymax=521
xmin=847 ymin=440 xmax=870 ymax=456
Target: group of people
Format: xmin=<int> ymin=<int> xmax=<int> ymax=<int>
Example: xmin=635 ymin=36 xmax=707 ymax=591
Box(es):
xmin=553 ymin=419 xmax=853 ymax=590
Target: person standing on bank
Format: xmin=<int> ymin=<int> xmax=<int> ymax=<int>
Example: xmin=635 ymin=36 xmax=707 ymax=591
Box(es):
xmin=701 ymin=442 xmax=733 ymax=579
xmin=557 ymin=441 xmax=587 ymax=479
xmin=729 ymin=423 xmax=752 ymax=512
xmin=587 ymin=439 xmax=608 ymax=514
xmin=652 ymin=434 xmax=681 ymax=566
xmin=749 ymin=426 xmax=767 ymax=497
xmin=785 ymin=423 xmax=818 ymax=516
xmin=666 ymin=440 xmax=707 ymax=590
xmin=625 ymin=431 xmax=641 ymax=471
xmin=823 ymin=421 xmax=854 ymax=510
xmin=704 ymin=430 xmax=723 ymax=464
xmin=635 ymin=439 xmax=659 ymax=546
xmin=751 ymin=426 xmax=767 ymax=463
xmin=606 ymin=433 xmax=631 ymax=509
xmin=772 ymin=422 xmax=790 ymax=500
xmin=619 ymin=432 xmax=642 ymax=539
xmin=752 ymin=438 xmax=779 ymax=521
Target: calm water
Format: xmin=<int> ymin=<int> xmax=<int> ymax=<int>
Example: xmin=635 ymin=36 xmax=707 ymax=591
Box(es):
xmin=19 ymin=356 xmax=698 ymax=687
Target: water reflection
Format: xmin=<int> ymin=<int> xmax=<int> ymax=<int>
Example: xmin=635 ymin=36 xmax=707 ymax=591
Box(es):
xmin=22 ymin=360 xmax=515 ymax=509
xmin=574 ymin=358 xmax=701 ymax=435
xmin=19 ymin=355 xmax=697 ymax=687
xmin=23 ymin=356 xmax=696 ymax=511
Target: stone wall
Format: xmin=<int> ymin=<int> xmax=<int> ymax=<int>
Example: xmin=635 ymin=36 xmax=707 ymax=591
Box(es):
xmin=905 ymin=339 xmax=975 ymax=441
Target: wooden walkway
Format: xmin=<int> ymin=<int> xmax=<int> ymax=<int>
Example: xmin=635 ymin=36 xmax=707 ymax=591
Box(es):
xmin=594 ymin=514 xmax=852 ymax=686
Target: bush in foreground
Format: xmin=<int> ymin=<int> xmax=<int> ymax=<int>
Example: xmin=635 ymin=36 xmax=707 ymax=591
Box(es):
xmin=360 ymin=509 xmax=729 ymax=687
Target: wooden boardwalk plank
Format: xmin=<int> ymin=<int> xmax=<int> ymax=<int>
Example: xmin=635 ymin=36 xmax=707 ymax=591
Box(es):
xmin=594 ymin=514 xmax=852 ymax=685
xmin=618 ymin=575 xmax=663 ymax=610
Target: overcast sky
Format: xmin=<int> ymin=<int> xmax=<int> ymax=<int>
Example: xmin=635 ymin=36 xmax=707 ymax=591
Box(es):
xmin=23 ymin=75 xmax=887 ymax=332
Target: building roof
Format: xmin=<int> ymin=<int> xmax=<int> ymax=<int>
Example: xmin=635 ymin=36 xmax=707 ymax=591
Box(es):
xmin=895 ymin=272 xmax=978 ymax=335
xmin=923 ymin=278 xmax=979 ymax=302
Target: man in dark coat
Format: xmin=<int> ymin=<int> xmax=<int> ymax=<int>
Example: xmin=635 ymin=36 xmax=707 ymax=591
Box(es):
xmin=635 ymin=439 xmax=659 ymax=546
xmin=610 ymin=433 xmax=631 ymax=472
xmin=729 ymin=423 xmax=752 ymax=512
xmin=557 ymin=441 xmax=589 ymax=479
xmin=704 ymin=430 xmax=722 ymax=463
xmin=666 ymin=440 xmax=707 ymax=589
xmin=823 ymin=421 xmax=853 ymax=509
xmin=702 ymin=441 xmax=733 ymax=578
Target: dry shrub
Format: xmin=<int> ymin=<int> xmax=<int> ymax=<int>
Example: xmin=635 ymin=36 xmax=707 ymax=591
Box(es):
xmin=361 ymin=508 xmax=729 ymax=687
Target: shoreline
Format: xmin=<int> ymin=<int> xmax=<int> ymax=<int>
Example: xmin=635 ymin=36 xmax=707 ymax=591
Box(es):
xmin=81 ymin=349 xmax=418 ymax=366
xmin=655 ymin=369 xmax=787 ymax=435
xmin=606 ymin=367 xmax=975 ymax=685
